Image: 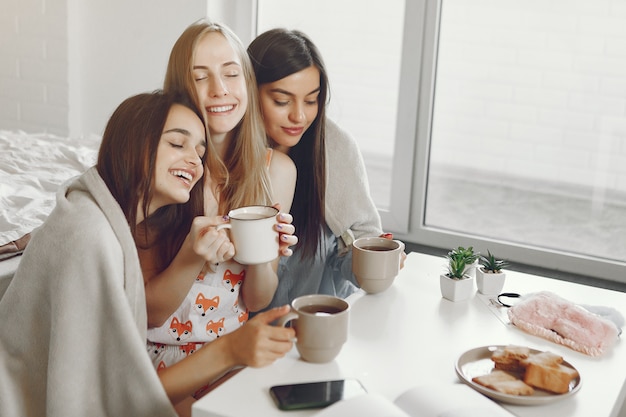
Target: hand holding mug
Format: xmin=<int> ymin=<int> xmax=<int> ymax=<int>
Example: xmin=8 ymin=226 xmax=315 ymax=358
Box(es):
xmin=225 ymin=305 xmax=295 ymax=368
xmin=190 ymin=215 xmax=235 ymax=265
xmin=381 ymin=232 xmax=407 ymax=269
xmin=275 ymin=211 xmax=297 ymax=257
xmin=276 ymin=295 xmax=350 ymax=363
xmin=216 ymin=206 xmax=280 ymax=265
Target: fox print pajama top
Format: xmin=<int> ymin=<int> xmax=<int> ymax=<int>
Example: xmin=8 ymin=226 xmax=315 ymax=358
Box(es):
xmin=146 ymin=261 xmax=248 ymax=372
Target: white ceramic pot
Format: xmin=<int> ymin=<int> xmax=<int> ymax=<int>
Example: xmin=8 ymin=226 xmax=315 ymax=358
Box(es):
xmin=439 ymin=274 xmax=474 ymax=302
xmin=476 ymin=268 xmax=506 ymax=295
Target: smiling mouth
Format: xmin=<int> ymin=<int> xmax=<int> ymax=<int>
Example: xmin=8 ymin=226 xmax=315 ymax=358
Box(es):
xmin=207 ymin=105 xmax=235 ymax=113
xmin=170 ymin=169 xmax=193 ymax=185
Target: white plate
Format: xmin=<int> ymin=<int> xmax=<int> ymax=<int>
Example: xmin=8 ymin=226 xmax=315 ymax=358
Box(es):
xmin=455 ymin=345 xmax=582 ymax=405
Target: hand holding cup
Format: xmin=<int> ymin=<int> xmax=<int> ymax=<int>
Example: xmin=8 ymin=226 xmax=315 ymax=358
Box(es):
xmin=216 ymin=205 xmax=280 ymax=265
xmin=276 ymin=294 xmax=350 ymax=363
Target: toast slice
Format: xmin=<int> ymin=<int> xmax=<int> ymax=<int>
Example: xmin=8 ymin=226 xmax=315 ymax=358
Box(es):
xmin=520 ymin=351 xmax=563 ymax=367
xmin=491 ymin=345 xmax=530 ymax=373
xmin=523 ymin=361 xmax=579 ymax=394
xmin=472 ymin=370 xmax=535 ymax=396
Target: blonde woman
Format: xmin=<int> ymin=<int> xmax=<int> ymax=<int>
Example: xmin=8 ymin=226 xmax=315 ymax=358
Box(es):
xmin=164 ymin=20 xmax=296 ymax=216
xmin=140 ymin=20 xmax=298 ymax=416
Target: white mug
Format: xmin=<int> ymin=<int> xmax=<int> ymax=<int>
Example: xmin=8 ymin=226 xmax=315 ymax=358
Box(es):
xmin=216 ymin=205 xmax=279 ymax=265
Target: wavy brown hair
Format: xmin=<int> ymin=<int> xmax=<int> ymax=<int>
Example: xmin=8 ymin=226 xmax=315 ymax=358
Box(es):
xmin=96 ymin=90 xmax=206 ymax=271
xmin=164 ymin=19 xmax=273 ymax=213
xmin=248 ymin=28 xmax=328 ymax=260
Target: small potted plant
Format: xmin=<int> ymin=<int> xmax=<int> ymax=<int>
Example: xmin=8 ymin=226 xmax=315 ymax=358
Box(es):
xmin=476 ymin=250 xmax=508 ymax=295
xmin=452 ymin=246 xmax=479 ymax=278
xmin=439 ymin=247 xmax=476 ymax=302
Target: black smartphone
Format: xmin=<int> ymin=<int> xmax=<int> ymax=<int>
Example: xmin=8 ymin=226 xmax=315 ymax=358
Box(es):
xmin=269 ymin=379 xmax=367 ymax=411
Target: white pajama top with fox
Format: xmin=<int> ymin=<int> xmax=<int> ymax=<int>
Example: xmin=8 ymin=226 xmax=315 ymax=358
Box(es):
xmin=146 ymin=261 xmax=248 ymax=372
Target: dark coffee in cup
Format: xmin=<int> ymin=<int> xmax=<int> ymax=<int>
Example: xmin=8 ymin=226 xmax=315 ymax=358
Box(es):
xmin=359 ymin=245 xmax=394 ymax=252
xmin=299 ymin=304 xmax=344 ymax=315
xmin=352 ymin=236 xmax=405 ymax=294
xmin=276 ymin=294 xmax=350 ymax=363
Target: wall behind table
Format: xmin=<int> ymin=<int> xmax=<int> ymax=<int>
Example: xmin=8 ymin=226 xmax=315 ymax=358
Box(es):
xmin=0 ymin=0 xmax=209 ymax=138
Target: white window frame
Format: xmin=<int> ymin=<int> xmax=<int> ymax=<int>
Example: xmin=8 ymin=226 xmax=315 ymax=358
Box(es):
xmin=376 ymin=0 xmax=422 ymax=234
xmin=400 ymin=0 xmax=626 ymax=284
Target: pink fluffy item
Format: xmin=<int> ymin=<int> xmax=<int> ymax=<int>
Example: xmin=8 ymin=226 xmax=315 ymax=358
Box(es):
xmin=507 ymin=291 xmax=619 ymax=356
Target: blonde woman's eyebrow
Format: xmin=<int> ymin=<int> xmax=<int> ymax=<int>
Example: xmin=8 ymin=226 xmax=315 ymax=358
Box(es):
xmin=193 ymin=61 xmax=241 ymax=71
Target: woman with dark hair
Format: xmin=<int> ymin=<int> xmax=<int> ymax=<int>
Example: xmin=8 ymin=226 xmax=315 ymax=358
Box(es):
xmin=0 ymin=91 xmax=205 ymax=416
xmin=248 ymin=29 xmax=402 ymax=309
xmin=0 ymin=91 xmax=294 ymax=417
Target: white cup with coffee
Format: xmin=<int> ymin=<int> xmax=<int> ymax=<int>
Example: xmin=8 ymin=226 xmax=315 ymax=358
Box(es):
xmin=216 ymin=205 xmax=279 ymax=265
xmin=352 ymin=236 xmax=405 ymax=294
xmin=276 ymin=294 xmax=350 ymax=363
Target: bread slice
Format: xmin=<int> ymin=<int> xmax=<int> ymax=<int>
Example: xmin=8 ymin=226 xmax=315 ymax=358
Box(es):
xmin=497 ymin=345 xmax=531 ymax=360
xmin=491 ymin=345 xmax=530 ymax=373
xmin=472 ymin=370 xmax=535 ymax=396
xmin=476 ymin=347 xmax=578 ymax=396
xmin=520 ymin=351 xmax=563 ymax=367
xmin=523 ymin=361 xmax=579 ymax=394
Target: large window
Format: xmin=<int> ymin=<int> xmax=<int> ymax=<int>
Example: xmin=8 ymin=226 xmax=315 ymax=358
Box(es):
xmin=428 ymin=0 xmax=626 ymax=263
xmin=251 ymin=0 xmax=626 ymax=283
xmin=256 ymin=0 xmax=412 ymax=233
xmin=419 ymin=0 xmax=626 ymax=282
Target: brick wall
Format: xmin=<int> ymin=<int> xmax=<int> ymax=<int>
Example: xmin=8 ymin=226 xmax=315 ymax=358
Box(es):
xmin=256 ymin=0 xmax=404 ymax=161
xmin=0 ymin=0 xmax=68 ymax=135
xmin=0 ymin=0 xmax=208 ymax=137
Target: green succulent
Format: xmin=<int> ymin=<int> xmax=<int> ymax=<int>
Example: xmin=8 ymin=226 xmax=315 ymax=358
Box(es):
xmin=446 ymin=258 xmax=466 ymax=279
xmin=448 ymin=246 xmax=479 ymax=265
xmin=479 ymin=250 xmax=508 ymax=273
xmin=445 ymin=251 xmax=470 ymax=280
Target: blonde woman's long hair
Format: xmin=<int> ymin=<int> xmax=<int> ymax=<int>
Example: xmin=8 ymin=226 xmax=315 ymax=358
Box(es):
xmin=164 ymin=19 xmax=274 ymax=213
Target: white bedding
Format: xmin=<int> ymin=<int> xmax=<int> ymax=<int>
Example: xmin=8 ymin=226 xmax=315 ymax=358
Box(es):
xmin=0 ymin=130 xmax=100 ymax=249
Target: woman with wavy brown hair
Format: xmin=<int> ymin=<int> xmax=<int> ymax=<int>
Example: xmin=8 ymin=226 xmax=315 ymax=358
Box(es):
xmin=0 ymin=91 xmax=210 ymax=416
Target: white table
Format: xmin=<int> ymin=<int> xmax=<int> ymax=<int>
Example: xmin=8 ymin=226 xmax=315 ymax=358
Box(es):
xmin=193 ymin=252 xmax=626 ymax=417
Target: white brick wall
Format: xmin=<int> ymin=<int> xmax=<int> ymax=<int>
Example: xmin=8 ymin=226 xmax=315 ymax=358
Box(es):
xmin=0 ymin=0 xmax=69 ymax=135
xmin=256 ymin=0 xmax=404 ymax=160
xmin=1 ymin=1 xmax=208 ymax=137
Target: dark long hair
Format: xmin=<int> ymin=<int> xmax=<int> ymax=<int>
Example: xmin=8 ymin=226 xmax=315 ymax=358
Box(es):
xmin=97 ymin=90 xmax=206 ymax=271
xmin=248 ymin=28 xmax=328 ymax=260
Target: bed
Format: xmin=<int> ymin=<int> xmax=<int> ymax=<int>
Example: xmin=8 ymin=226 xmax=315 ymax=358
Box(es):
xmin=0 ymin=130 xmax=100 ymax=296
